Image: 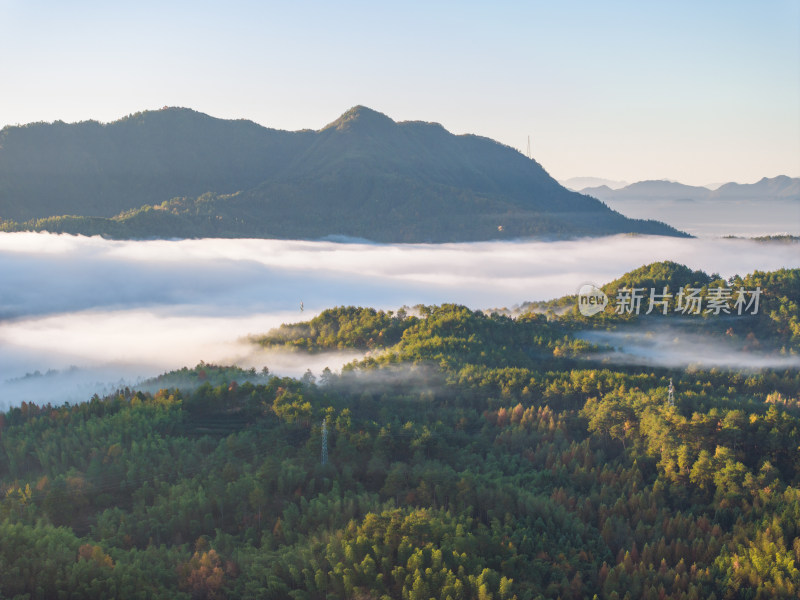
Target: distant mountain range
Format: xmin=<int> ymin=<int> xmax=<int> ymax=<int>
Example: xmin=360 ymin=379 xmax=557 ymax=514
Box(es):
xmin=579 ymin=176 xmax=800 ymax=203
xmin=560 ymin=176 xmax=629 ymax=191
xmin=0 ymin=107 xmax=685 ymax=242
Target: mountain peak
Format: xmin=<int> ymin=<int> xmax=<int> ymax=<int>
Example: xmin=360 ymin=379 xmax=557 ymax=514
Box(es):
xmin=322 ymin=105 xmax=396 ymax=133
xmin=0 ymin=105 xmax=688 ymax=240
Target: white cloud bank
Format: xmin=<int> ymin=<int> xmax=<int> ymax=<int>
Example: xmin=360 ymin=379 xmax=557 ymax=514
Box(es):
xmin=0 ymin=233 xmax=797 ymax=407
xmin=579 ymin=326 xmax=800 ymax=371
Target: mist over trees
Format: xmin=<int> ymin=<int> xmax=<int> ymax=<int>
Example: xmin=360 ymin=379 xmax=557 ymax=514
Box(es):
xmin=0 ymin=264 xmax=798 ymax=598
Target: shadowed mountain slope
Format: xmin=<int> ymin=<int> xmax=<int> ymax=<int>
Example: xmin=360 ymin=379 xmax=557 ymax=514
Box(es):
xmin=0 ymin=106 xmax=686 ymax=241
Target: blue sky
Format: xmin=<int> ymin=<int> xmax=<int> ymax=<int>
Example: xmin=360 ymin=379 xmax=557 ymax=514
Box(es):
xmin=1 ymin=0 xmax=798 ymax=185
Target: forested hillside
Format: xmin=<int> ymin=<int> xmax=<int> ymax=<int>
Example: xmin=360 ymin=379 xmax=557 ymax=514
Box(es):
xmin=526 ymin=262 xmax=800 ymax=354
xmin=0 ymin=267 xmax=798 ymax=599
xmin=0 ymin=107 xmax=685 ymax=241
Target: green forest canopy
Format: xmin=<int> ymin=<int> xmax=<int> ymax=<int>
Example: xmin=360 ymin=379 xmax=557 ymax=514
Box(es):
xmin=0 ymin=264 xmax=798 ymax=599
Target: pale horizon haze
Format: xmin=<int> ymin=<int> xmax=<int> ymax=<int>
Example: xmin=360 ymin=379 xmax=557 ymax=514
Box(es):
xmin=1 ymin=1 xmax=798 ymax=187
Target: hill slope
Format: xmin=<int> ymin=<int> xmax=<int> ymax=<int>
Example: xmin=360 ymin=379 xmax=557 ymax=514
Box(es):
xmin=0 ymin=108 xmax=311 ymax=221
xmin=0 ymin=106 xmax=686 ymax=241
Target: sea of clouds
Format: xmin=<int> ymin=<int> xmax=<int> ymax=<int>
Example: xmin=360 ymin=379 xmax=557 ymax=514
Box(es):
xmin=0 ymin=232 xmax=797 ymax=407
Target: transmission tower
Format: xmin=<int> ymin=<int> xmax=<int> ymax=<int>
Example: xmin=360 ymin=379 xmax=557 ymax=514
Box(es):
xmin=668 ymin=378 xmax=675 ymax=406
xmin=526 ymin=135 xmax=531 ymax=159
xmin=321 ymin=419 xmax=328 ymax=465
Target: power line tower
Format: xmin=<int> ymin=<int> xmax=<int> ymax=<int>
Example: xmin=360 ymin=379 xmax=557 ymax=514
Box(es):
xmin=668 ymin=378 xmax=675 ymax=406
xmin=321 ymin=419 xmax=328 ymax=465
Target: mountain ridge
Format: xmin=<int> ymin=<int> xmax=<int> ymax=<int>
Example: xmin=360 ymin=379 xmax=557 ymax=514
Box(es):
xmin=580 ymin=176 xmax=800 ymax=203
xmin=0 ymin=106 xmax=687 ymax=241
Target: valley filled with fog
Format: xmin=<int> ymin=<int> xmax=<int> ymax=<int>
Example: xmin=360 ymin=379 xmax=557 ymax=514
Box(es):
xmin=602 ymin=197 xmax=800 ymax=237
xmin=0 ymin=232 xmax=797 ymax=407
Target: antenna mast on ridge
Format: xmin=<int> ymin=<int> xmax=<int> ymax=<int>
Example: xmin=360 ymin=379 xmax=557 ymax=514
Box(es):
xmin=526 ymin=135 xmax=532 ymax=159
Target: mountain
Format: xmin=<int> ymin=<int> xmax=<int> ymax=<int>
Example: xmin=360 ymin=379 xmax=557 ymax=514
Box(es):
xmin=582 ymin=180 xmax=713 ymax=202
xmin=0 ymin=106 xmax=686 ymax=241
xmin=560 ymin=176 xmax=628 ymax=191
xmin=0 ymin=108 xmax=312 ymax=221
xmin=710 ymin=175 xmax=800 ymax=200
xmin=581 ymin=176 xmax=800 ymax=203
xmin=577 ymin=176 xmax=800 ymax=237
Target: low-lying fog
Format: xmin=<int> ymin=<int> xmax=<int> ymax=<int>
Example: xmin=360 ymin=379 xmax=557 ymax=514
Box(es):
xmin=602 ymin=198 xmax=800 ymax=238
xmin=578 ymin=322 xmax=800 ymax=371
xmin=0 ymin=232 xmax=797 ymax=408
